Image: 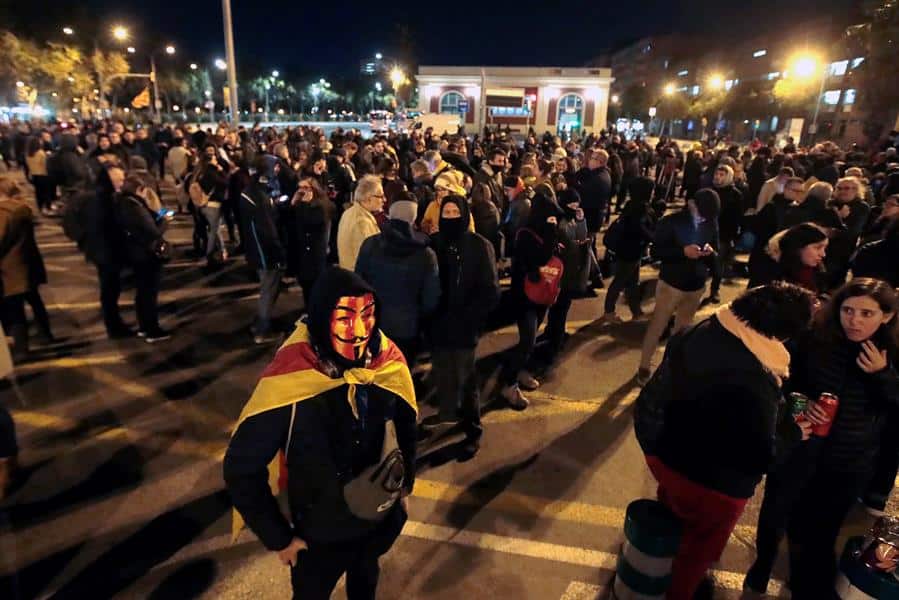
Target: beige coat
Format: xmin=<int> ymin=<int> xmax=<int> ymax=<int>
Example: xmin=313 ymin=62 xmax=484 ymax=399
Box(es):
xmin=337 ymin=202 xmax=380 ymax=270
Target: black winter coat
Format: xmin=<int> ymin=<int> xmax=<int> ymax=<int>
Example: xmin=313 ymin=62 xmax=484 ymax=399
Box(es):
xmin=651 ymin=210 xmax=718 ymax=292
xmin=239 ymin=181 xmax=286 ymax=271
xmin=714 ymin=184 xmax=744 ymax=244
xmin=577 ymin=166 xmax=612 ymax=233
xmin=224 ymin=382 xmax=417 ymax=549
xmin=114 ymin=192 xmax=165 ymax=266
xmin=851 ymin=237 xmax=899 ymax=287
xmin=429 ymin=231 xmax=499 ymax=348
xmin=289 ymin=197 xmax=332 ymax=285
xmin=787 ymin=331 xmax=899 ymax=474
xmin=646 ymin=317 xmax=801 ymax=498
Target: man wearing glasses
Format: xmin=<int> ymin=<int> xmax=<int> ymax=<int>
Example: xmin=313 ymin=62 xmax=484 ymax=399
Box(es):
xmin=337 ymin=175 xmax=385 ymax=270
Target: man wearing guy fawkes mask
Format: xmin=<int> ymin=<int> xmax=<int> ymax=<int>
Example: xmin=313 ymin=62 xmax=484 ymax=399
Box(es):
xmin=421 ymin=196 xmax=500 ymax=460
xmin=225 ymin=267 xmax=418 ymax=599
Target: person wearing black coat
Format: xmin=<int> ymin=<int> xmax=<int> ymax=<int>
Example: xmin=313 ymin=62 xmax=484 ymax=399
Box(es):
xmin=499 ymin=192 xmax=564 ymax=409
xmin=747 ymin=223 xmax=829 ymax=293
xmin=851 ymin=219 xmax=899 ymax=288
xmin=745 ymin=279 xmax=899 ymax=598
xmin=602 ymin=184 xmax=654 ymax=322
xmin=224 ymin=268 xmax=417 ymax=600
xmin=289 ymin=177 xmax=334 ymax=308
xmin=635 ymin=284 xmax=814 ymax=600
xmin=748 ymin=179 xmax=805 ymax=281
xmin=705 ymin=165 xmax=745 ymax=304
xmin=425 ymin=195 xmax=499 ymax=455
xmin=355 ymin=197 xmax=441 ymax=366
xmin=47 ymin=134 xmax=90 ymax=197
xmin=115 ymin=175 xmax=170 ymax=342
xmin=240 ymin=167 xmax=287 ymax=344
xmin=680 ymin=150 xmax=703 ymax=200
xmin=576 ymin=150 xmax=612 ymax=239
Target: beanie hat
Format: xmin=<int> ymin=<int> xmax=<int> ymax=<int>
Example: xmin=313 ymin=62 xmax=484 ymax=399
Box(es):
xmin=503 ymin=175 xmax=520 ymax=189
xmin=435 ymin=171 xmax=466 ymax=196
xmin=693 ymin=188 xmax=720 ymax=220
xmin=388 ymin=199 xmax=418 ymax=224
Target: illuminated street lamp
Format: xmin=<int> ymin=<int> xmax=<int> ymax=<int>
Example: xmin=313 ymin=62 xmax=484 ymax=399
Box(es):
xmin=787 ymin=51 xmax=825 ymax=141
xmin=707 ymin=74 xmax=724 ymax=91
xmin=165 ymin=45 xmax=176 ymax=55
xmin=272 ymin=70 xmax=279 ymax=78
xmin=663 ymin=82 xmax=676 ymax=96
xmin=215 ymin=58 xmax=227 ymax=71
xmin=190 ymin=63 xmax=198 ymax=70
xmin=390 ymin=67 xmax=405 ymax=89
xmin=15 ymin=81 xmax=24 ymax=88
xmin=126 ymin=46 xmax=136 ymax=54
xmin=62 ymin=27 xmax=74 ymax=36
xmin=611 ymin=94 xmax=620 ymax=104
xmin=375 ymin=52 xmax=383 ymax=60
xmin=112 ymin=25 xmax=129 ymax=41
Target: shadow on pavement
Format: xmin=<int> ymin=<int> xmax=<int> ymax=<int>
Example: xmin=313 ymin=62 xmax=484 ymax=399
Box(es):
xmin=146 ymin=557 xmax=218 ymax=600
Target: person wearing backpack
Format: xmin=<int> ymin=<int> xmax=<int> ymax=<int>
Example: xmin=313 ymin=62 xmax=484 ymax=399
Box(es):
xmin=633 ymin=283 xmax=815 ymax=600
xmin=600 ymin=183 xmax=655 ymax=324
xmin=499 ymin=192 xmax=564 ymax=409
xmin=224 ymin=267 xmax=417 ymax=600
xmin=115 ymin=175 xmax=172 ymax=343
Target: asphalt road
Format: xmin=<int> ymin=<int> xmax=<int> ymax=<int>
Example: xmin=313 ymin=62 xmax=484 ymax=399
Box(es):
xmin=0 ymin=171 xmax=893 ymax=600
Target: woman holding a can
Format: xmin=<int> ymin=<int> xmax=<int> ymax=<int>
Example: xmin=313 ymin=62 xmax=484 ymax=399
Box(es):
xmin=745 ymin=278 xmax=899 ymax=599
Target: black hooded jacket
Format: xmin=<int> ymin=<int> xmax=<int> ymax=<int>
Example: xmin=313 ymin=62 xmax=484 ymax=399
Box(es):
xmin=224 ymin=268 xmax=418 ymax=549
xmin=429 ymin=196 xmax=500 ymax=348
xmin=355 ymin=219 xmax=441 ymax=341
xmin=512 ymin=193 xmax=563 ymax=307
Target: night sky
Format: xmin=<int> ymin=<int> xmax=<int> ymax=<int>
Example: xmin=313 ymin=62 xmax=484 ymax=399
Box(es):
xmin=9 ymin=0 xmax=855 ymax=76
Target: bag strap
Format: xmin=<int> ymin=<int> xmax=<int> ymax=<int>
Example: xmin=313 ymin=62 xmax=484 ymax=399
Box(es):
xmin=284 ymin=402 xmax=297 ymax=455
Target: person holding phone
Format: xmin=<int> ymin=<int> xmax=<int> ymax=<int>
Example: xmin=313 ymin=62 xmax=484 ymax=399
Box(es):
xmin=637 ymin=189 xmax=720 ymax=386
xmin=745 ymin=279 xmax=899 ymax=598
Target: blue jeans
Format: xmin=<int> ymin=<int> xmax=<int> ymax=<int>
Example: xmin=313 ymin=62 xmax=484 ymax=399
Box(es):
xmin=201 ymin=204 xmax=225 ymax=258
xmin=255 ymin=268 xmax=283 ymax=334
xmin=501 ymin=305 xmax=546 ymax=385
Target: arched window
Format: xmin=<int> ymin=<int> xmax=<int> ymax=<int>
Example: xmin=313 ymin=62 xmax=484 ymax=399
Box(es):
xmin=557 ymin=94 xmax=584 ymax=115
xmin=439 ymin=91 xmax=464 ymax=114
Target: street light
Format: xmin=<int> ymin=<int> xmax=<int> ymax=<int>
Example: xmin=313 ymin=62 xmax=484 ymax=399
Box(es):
xmin=165 ymin=45 xmax=176 ymax=55
xmin=390 ymin=67 xmax=405 ymax=88
xmin=787 ymin=52 xmax=825 ymax=141
xmin=62 ymin=27 xmax=74 ymax=36
xmin=272 ymin=70 xmax=279 ymax=78
xmin=15 ymin=81 xmax=24 ymax=88
xmin=375 ymin=82 xmax=382 ymax=91
xmin=215 ymin=58 xmax=227 ymax=71
xmin=127 ymin=46 xmax=136 ymax=54
xmin=375 ymin=52 xmax=383 ymax=60
xmin=190 ymin=63 xmax=198 ymax=70
xmin=707 ymin=74 xmax=724 ymax=91
xmin=663 ymin=82 xmax=676 ymax=96
xmin=112 ymin=25 xmax=129 ymax=41
xmin=611 ymin=94 xmax=620 ymax=104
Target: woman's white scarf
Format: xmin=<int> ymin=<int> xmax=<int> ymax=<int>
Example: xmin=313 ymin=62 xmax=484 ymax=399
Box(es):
xmin=716 ymin=305 xmax=790 ymax=387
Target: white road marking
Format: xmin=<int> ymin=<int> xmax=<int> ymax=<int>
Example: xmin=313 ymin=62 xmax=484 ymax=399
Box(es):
xmin=559 ymin=581 xmax=603 ymax=600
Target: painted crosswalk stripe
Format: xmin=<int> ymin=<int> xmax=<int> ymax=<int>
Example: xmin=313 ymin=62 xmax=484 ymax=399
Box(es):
xmin=559 ymin=581 xmax=603 ymax=600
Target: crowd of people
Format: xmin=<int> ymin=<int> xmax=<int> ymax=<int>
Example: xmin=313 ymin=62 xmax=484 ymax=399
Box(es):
xmin=2 ymin=116 xmax=899 ymax=599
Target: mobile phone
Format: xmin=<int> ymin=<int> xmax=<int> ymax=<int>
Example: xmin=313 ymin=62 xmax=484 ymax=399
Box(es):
xmin=277 ymin=195 xmax=289 ymax=203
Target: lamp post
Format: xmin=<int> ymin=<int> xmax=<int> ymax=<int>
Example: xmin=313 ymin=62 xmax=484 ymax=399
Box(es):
xmin=222 ymin=0 xmax=240 ymax=125
xmin=787 ymin=53 xmax=825 ymax=143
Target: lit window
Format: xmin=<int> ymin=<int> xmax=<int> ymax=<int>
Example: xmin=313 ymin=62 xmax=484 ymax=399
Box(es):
xmin=829 ymin=60 xmax=848 ymax=76
xmin=753 ymin=49 xmax=767 ymax=58
xmin=822 ymin=90 xmax=841 ymax=105
xmin=677 ymin=70 xmax=689 ymax=77
xmin=663 ymin=59 xmax=669 ymax=69
xmin=734 ymin=78 xmax=740 ymax=85
xmin=677 ymin=86 xmax=688 ymax=92
xmin=725 ymin=79 xmax=734 ymax=91
xmin=851 ymin=57 xmax=864 ymax=69
xmin=766 ymin=72 xmax=781 ymax=80
xmin=439 ymin=91 xmax=464 ymax=114
xmin=691 ymin=85 xmax=700 ymax=96
xmin=771 ymin=116 xmax=779 ymax=130
xmin=843 ymin=89 xmax=857 ymax=105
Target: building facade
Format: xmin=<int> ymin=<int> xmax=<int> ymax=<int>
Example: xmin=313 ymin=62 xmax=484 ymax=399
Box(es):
xmin=416 ymin=66 xmax=614 ymax=136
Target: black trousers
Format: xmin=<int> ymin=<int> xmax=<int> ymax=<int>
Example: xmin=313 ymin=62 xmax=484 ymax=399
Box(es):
xmin=751 ymin=442 xmax=868 ymax=599
xmin=500 ymin=305 xmax=546 ymax=385
xmin=132 ymin=262 xmax=162 ymax=333
xmin=97 ymin=264 xmax=124 ymax=333
xmin=1 ymin=295 xmax=27 ymax=353
xmin=290 ymin=509 xmax=405 ymax=600
xmin=432 ymin=346 xmax=482 ymax=438
xmin=32 ymin=175 xmax=54 ymax=210
xmin=0 ymin=402 xmax=16 ymax=458
xmin=544 ymin=289 xmax=574 ymax=363
xmin=24 ymin=289 xmax=51 ymax=337
xmin=604 ymin=259 xmax=642 ymax=315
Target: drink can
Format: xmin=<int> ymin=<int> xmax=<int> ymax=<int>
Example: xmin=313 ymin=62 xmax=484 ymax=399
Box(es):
xmin=789 ymin=392 xmax=809 ymax=424
xmin=811 ymin=392 xmax=839 ymax=437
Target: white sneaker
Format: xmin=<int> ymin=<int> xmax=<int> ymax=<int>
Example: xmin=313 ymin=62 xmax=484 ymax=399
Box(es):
xmin=501 ymin=385 xmax=529 ymax=410
xmin=517 ymin=371 xmax=540 ymax=391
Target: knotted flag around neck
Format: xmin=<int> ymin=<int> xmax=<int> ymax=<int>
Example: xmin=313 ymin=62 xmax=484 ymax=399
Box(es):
xmin=229 ymin=322 xmax=417 ymax=542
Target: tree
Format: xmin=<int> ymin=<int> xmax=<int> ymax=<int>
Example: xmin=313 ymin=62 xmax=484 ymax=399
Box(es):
xmin=185 ymin=69 xmax=213 ymax=108
xmin=850 ymin=0 xmax=899 ymax=140
xmin=619 ymin=84 xmax=650 ymax=119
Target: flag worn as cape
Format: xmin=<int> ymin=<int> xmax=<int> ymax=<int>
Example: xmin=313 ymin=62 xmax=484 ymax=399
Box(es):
xmin=230 ymin=321 xmax=417 ymax=542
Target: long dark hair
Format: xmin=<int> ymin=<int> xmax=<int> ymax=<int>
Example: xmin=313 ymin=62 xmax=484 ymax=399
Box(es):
xmin=777 ymin=222 xmax=828 ymax=279
xmin=26 ymin=136 xmax=42 ymax=157
xmin=813 ymin=278 xmax=899 ymax=355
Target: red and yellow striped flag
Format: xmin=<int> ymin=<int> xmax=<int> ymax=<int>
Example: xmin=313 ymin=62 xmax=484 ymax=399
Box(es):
xmin=131 ymin=87 xmax=151 ymax=109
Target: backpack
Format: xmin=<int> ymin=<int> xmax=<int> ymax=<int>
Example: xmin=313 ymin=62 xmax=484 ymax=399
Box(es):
xmin=516 ymin=228 xmax=564 ymax=306
xmin=61 ymin=191 xmax=94 ymax=245
xmin=188 ymin=172 xmax=210 ymax=208
xmin=603 ymin=217 xmax=625 ymax=253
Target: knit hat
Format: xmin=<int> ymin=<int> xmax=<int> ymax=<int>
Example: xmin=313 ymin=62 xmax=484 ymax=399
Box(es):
xmin=388 ymin=199 xmax=418 ymax=224
xmin=693 ymin=188 xmax=720 ymax=220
